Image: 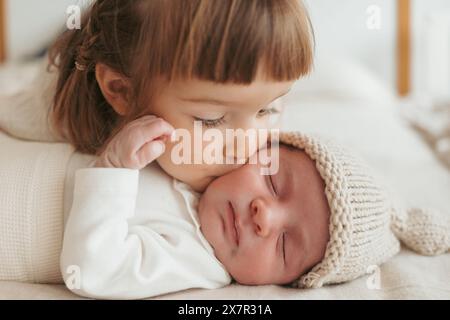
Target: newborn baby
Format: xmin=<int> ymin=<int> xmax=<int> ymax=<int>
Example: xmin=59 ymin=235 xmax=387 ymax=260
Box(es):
xmin=52 ymin=131 xmax=450 ymax=295
xmin=199 ymin=143 xmax=330 ymax=285
xmin=200 ymin=132 xmax=450 ymax=288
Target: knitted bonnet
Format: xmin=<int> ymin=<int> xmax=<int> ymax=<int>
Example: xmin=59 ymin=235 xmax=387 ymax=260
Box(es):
xmin=278 ymin=132 xmax=450 ymax=288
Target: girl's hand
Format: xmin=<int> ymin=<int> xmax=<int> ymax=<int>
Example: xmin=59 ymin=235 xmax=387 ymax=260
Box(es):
xmin=94 ymin=115 xmax=174 ymax=170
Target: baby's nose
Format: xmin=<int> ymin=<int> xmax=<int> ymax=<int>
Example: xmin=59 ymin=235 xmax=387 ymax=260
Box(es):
xmin=250 ymin=198 xmax=280 ymax=238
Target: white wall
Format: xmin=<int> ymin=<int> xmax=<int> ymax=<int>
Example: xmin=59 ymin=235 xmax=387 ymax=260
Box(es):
xmin=304 ymin=0 xmax=450 ymax=98
xmin=412 ymin=0 xmax=450 ymax=99
xmin=304 ymin=0 xmax=397 ymax=92
xmin=5 ymin=0 xmax=92 ymax=59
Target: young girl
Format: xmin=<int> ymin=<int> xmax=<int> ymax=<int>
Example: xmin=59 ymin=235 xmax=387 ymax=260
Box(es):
xmin=49 ymin=0 xmax=314 ymax=192
xmin=0 ymin=0 xmax=315 ymax=298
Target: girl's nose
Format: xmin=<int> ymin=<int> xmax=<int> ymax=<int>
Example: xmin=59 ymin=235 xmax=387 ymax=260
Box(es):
xmin=250 ymin=198 xmax=281 ymax=238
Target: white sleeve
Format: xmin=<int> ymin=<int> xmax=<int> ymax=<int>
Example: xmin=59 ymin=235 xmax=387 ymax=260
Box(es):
xmin=60 ymin=168 xmax=206 ymax=299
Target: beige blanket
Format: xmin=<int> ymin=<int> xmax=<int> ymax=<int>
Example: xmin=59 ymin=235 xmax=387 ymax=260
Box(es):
xmin=0 ymin=131 xmax=74 ymax=283
xmin=1 ymin=249 xmax=449 ymax=299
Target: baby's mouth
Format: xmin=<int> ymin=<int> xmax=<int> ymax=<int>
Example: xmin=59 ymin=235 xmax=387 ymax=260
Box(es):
xmin=228 ymin=201 xmax=240 ymax=247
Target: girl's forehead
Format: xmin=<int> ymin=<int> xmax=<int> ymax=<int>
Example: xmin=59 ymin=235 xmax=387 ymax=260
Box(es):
xmin=166 ymin=77 xmax=294 ymax=103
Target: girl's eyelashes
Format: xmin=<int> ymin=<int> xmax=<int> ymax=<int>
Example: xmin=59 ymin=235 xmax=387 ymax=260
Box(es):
xmin=193 ymin=105 xmax=280 ymax=128
xmin=282 ymin=232 xmax=286 ymax=265
xmin=194 ymin=116 xmax=226 ymax=128
xmin=257 ymin=107 xmax=280 ymax=118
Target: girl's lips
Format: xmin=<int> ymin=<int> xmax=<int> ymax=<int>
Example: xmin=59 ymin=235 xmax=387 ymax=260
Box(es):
xmin=225 ymin=201 xmax=240 ymax=247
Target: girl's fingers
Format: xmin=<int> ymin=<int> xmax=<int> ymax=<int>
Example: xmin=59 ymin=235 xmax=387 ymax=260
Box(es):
xmin=128 ymin=118 xmax=174 ymax=152
xmin=136 ymin=139 xmax=166 ymax=166
xmin=101 ymin=116 xmax=174 ymax=169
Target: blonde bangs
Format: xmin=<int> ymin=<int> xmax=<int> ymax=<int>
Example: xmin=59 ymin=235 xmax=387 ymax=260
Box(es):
xmin=137 ymin=0 xmax=314 ymax=85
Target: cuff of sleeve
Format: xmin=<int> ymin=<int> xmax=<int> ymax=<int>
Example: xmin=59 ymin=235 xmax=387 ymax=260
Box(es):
xmin=74 ymin=168 xmax=139 ymax=196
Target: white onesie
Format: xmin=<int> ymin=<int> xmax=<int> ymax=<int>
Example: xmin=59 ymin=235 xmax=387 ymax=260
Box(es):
xmin=60 ymin=152 xmax=231 ymax=299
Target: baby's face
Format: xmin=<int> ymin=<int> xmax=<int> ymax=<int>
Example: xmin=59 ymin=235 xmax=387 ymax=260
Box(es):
xmin=198 ymin=145 xmax=330 ymax=285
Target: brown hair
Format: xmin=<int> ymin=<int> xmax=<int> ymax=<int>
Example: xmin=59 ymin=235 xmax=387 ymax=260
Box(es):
xmin=49 ymin=0 xmax=314 ymax=155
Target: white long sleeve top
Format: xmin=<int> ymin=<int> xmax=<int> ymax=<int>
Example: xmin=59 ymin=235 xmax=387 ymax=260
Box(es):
xmin=60 ymin=156 xmax=231 ymax=300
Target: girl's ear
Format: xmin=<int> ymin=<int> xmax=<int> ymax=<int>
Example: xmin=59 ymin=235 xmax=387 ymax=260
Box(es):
xmin=95 ymin=63 xmax=132 ymax=116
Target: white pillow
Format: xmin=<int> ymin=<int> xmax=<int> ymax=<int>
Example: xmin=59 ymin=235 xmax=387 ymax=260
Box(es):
xmin=0 ymin=57 xmax=62 ymax=142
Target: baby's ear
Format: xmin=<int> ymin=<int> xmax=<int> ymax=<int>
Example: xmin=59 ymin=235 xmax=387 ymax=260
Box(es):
xmin=95 ymin=63 xmax=132 ymax=116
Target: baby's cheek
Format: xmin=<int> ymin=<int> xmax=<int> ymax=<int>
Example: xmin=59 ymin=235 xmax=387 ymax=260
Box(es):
xmin=229 ymin=252 xmax=273 ymax=285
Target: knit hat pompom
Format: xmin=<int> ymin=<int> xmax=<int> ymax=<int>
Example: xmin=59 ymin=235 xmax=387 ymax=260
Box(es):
xmin=392 ymin=207 xmax=450 ymax=256
xmin=278 ymin=131 xmax=449 ymax=289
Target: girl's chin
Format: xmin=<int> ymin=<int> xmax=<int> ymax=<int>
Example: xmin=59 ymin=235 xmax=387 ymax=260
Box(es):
xmin=189 ymin=174 xmax=222 ymax=193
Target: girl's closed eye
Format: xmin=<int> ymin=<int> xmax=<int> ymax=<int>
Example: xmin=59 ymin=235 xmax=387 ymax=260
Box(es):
xmin=257 ymin=107 xmax=280 ymax=118
xmin=193 ymin=104 xmax=281 ymax=129
xmin=194 ymin=115 xmax=226 ymax=128
xmin=258 ymin=102 xmax=282 ymax=126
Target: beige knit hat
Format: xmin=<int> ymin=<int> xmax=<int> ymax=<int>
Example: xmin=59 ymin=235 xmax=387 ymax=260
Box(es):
xmin=278 ymin=132 xmax=450 ymax=289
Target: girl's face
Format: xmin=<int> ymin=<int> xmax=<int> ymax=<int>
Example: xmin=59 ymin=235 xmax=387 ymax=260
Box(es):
xmin=150 ymin=72 xmax=295 ymax=192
